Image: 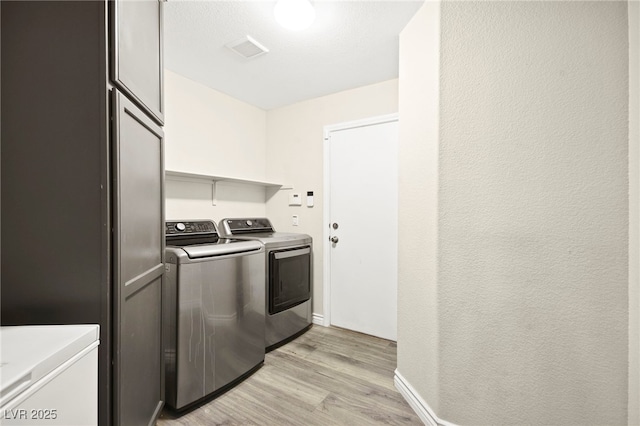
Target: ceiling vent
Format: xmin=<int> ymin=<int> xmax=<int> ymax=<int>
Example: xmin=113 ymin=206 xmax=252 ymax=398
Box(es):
xmin=226 ymin=35 xmax=269 ymax=59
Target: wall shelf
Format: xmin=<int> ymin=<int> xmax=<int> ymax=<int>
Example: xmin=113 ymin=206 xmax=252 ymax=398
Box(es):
xmin=165 ymin=169 xmax=292 ymax=205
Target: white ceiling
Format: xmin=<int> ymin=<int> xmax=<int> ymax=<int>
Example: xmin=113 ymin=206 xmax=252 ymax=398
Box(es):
xmin=163 ymin=0 xmax=424 ymax=110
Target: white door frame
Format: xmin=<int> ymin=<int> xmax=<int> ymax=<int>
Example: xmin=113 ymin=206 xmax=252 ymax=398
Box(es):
xmin=322 ymin=113 xmax=399 ymax=328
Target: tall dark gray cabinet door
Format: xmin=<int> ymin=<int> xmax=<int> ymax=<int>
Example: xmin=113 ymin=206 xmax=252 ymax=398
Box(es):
xmin=111 ymin=0 xmax=164 ymax=124
xmin=113 ymin=90 xmax=165 ymax=426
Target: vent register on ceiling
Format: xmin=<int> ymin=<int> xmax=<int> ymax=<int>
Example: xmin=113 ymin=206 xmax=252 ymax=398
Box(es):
xmin=225 ymin=0 xmax=316 ymax=59
xmin=226 ymin=35 xmax=269 ymax=59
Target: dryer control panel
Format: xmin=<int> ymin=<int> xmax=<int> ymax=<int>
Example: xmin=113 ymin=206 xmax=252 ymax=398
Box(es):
xmin=222 ymin=218 xmax=273 ymax=234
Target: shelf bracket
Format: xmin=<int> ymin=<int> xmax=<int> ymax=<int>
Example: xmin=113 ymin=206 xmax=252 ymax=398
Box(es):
xmin=212 ymin=180 xmax=218 ymax=206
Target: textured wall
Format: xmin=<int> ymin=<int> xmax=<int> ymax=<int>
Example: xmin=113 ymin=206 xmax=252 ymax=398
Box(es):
xmin=629 ymin=1 xmax=640 ymax=424
xmin=398 ymin=1 xmax=630 ymax=425
xmin=437 ymin=2 xmax=629 ymax=424
xmin=397 ymin=0 xmax=441 ymax=412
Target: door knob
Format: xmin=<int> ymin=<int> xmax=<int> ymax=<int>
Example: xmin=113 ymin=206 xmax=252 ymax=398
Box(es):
xmin=332 ymin=223 xmax=339 ymax=230
xmin=330 ymin=236 xmax=339 ymax=244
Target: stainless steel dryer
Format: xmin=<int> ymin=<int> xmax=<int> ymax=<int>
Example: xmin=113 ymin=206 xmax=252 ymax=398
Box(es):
xmin=164 ymin=220 xmax=265 ymax=411
xmin=219 ymin=218 xmax=312 ymax=351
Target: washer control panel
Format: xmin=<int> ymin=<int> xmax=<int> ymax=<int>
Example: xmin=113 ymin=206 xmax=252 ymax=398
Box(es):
xmin=166 ymin=220 xmax=217 ymax=235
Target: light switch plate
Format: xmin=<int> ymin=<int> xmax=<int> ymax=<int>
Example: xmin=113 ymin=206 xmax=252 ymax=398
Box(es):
xmin=292 ymin=215 xmax=299 ymax=226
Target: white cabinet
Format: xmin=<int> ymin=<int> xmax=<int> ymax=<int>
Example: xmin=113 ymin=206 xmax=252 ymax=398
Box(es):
xmin=0 ymin=325 xmax=99 ymax=426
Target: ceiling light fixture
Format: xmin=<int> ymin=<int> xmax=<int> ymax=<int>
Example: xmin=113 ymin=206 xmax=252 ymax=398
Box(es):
xmin=274 ymin=0 xmax=316 ymax=31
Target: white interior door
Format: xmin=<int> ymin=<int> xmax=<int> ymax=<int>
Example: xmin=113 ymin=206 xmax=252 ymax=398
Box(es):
xmin=326 ymin=117 xmax=398 ymax=341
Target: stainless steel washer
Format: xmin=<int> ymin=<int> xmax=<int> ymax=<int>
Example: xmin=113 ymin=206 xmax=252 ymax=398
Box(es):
xmin=219 ymin=218 xmax=312 ymax=351
xmin=163 ymin=220 xmax=265 ymax=411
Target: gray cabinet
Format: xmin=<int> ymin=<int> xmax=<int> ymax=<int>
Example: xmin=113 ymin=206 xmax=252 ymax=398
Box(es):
xmin=113 ymin=91 xmax=165 ymax=426
xmin=112 ymin=0 xmax=164 ymax=124
xmin=111 ymin=2 xmax=165 ymax=424
xmin=1 ymin=1 xmax=165 ymax=425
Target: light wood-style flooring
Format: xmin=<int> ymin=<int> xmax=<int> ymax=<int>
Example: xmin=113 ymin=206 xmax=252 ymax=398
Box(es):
xmin=156 ymin=325 xmax=422 ymax=425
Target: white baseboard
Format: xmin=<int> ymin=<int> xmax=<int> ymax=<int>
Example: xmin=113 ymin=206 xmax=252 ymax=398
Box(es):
xmin=394 ymin=369 xmax=455 ymax=426
xmin=312 ymin=313 xmax=325 ymax=326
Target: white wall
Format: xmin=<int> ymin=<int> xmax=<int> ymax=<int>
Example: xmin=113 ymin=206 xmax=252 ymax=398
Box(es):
xmin=629 ymin=1 xmax=640 ymax=424
xmin=164 ymin=70 xmax=269 ymax=221
xmin=165 ymin=180 xmax=268 ymax=221
xmin=439 ymin=2 xmax=628 ymax=423
xmin=397 ymin=0 xmax=441 ymax=413
xmin=399 ymin=1 xmax=631 ymax=425
xmin=265 ymin=80 xmax=399 ymax=315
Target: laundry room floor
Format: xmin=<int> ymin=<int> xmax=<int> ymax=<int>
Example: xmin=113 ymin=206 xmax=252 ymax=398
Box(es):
xmin=156 ymin=325 xmax=422 ymax=425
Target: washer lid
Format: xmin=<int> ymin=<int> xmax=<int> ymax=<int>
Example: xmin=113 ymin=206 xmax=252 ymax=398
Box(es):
xmin=181 ymin=240 xmax=263 ymax=259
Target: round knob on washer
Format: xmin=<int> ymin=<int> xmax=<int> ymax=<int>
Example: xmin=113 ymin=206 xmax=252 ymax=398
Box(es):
xmin=246 ymin=220 xmax=253 ymax=227
xmin=175 ymin=222 xmax=186 ymax=232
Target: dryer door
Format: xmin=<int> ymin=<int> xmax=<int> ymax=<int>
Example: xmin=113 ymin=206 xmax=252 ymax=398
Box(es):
xmin=268 ymin=246 xmax=312 ymax=315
